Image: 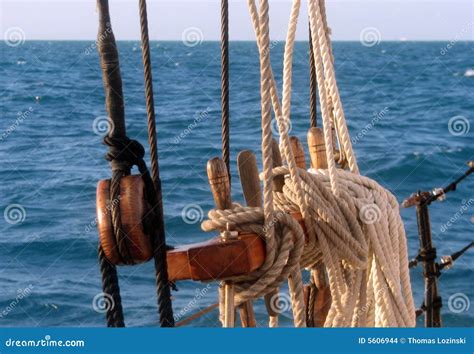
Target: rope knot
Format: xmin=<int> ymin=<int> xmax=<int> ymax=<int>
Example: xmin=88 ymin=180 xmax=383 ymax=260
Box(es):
xmin=104 ymin=136 xmax=146 ymax=171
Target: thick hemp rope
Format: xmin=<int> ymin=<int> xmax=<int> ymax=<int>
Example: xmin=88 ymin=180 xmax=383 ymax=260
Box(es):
xmin=202 ymin=0 xmax=415 ymax=327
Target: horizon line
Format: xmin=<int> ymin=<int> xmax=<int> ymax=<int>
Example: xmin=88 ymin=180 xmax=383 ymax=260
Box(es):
xmin=3 ymin=39 xmax=473 ymax=43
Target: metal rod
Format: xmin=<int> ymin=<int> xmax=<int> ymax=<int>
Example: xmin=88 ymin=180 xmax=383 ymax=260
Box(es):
xmin=415 ymin=199 xmax=442 ymax=327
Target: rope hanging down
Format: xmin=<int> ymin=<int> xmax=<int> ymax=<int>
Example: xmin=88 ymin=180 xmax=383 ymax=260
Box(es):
xmin=308 ymin=24 xmax=318 ymax=128
xmin=96 ymin=0 xmax=127 ymax=327
xmin=202 ymin=0 xmax=415 ymax=327
xmin=96 ymin=0 xmax=174 ymax=327
xmin=138 ymin=0 xmax=174 ymax=327
xmin=220 ymin=0 xmax=231 ymax=179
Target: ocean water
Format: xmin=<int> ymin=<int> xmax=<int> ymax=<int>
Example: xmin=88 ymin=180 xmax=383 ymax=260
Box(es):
xmin=0 ymin=41 xmax=472 ymax=327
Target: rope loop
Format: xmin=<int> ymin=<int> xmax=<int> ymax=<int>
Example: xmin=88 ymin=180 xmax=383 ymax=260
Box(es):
xmin=104 ymin=136 xmax=146 ymax=172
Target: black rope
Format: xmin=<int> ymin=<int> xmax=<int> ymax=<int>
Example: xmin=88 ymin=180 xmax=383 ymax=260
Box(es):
xmin=426 ymin=163 xmax=474 ymax=205
xmin=448 ymin=241 xmax=474 ymax=263
xmin=308 ymin=23 xmax=317 ymax=128
xmin=138 ymin=0 xmax=175 ymax=327
xmin=96 ymin=0 xmax=127 ymax=327
xmin=220 ymin=0 xmax=231 ymax=181
xmin=98 ymin=246 xmax=125 ymax=327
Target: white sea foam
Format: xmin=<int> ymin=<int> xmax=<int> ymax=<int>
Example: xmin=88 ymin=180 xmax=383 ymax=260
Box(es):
xmin=464 ymin=68 xmax=474 ymax=77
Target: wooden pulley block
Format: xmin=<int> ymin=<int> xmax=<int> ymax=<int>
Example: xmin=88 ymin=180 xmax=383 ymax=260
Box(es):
xmin=96 ymin=175 xmax=154 ymax=265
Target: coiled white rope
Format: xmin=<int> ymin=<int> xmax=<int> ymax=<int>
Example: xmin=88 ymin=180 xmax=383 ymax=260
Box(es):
xmin=202 ymin=0 xmax=415 ymax=327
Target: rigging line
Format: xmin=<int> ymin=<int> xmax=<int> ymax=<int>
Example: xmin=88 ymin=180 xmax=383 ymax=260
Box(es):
xmin=138 ymin=0 xmax=175 ymax=327
xmin=308 ymin=23 xmax=318 ymax=128
xmin=221 ymin=0 xmax=231 ymax=182
xmin=96 ymin=0 xmax=127 ymax=327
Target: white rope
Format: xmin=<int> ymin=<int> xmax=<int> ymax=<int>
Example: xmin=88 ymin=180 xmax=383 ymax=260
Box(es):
xmin=202 ymin=0 xmax=416 ymax=328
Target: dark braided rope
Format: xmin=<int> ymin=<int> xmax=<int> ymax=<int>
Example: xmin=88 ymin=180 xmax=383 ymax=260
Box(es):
xmin=308 ymin=23 xmax=318 ymax=128
xmin=98 ymin=246 xmax=125 ymax=327
xmin=138 ymin=0 xmax=159 ymax=187
xmin=305 ymin=279 xmax=317 ymax=327
xmin=96 ymin=0 xmax=128 ymax=326
xmin=220 ymin=0 xmax=231 ymax=180
xmin=138 ymin=0 xmax=175 ymax=327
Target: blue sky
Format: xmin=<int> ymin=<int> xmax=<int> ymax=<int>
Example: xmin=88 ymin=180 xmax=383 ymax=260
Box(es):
xmin=1 ymin=0 xmax=473 ymax=41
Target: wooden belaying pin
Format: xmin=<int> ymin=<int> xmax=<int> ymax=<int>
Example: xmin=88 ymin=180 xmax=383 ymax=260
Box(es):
xmin=207 ymin=157 xmax=232 ymax=210
xmin=307 ymin=127 xmax=328 ymax=170
xmin=236 ymin=150 xmax=262 ymax=327
xmin=289 ymin=136 xmax=307 ymax=169
xmin=207 ymin=157 xmax=242 ymax=328
xmin=307 ymin=128 xmax=333 ymax=326
xmin=220 ymin=223 xmax=238 ymax=328
xmin=272 ymin=139 xmax=285 ymax=193
xmin=237 ymin=150 xmax=262 ymax=209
